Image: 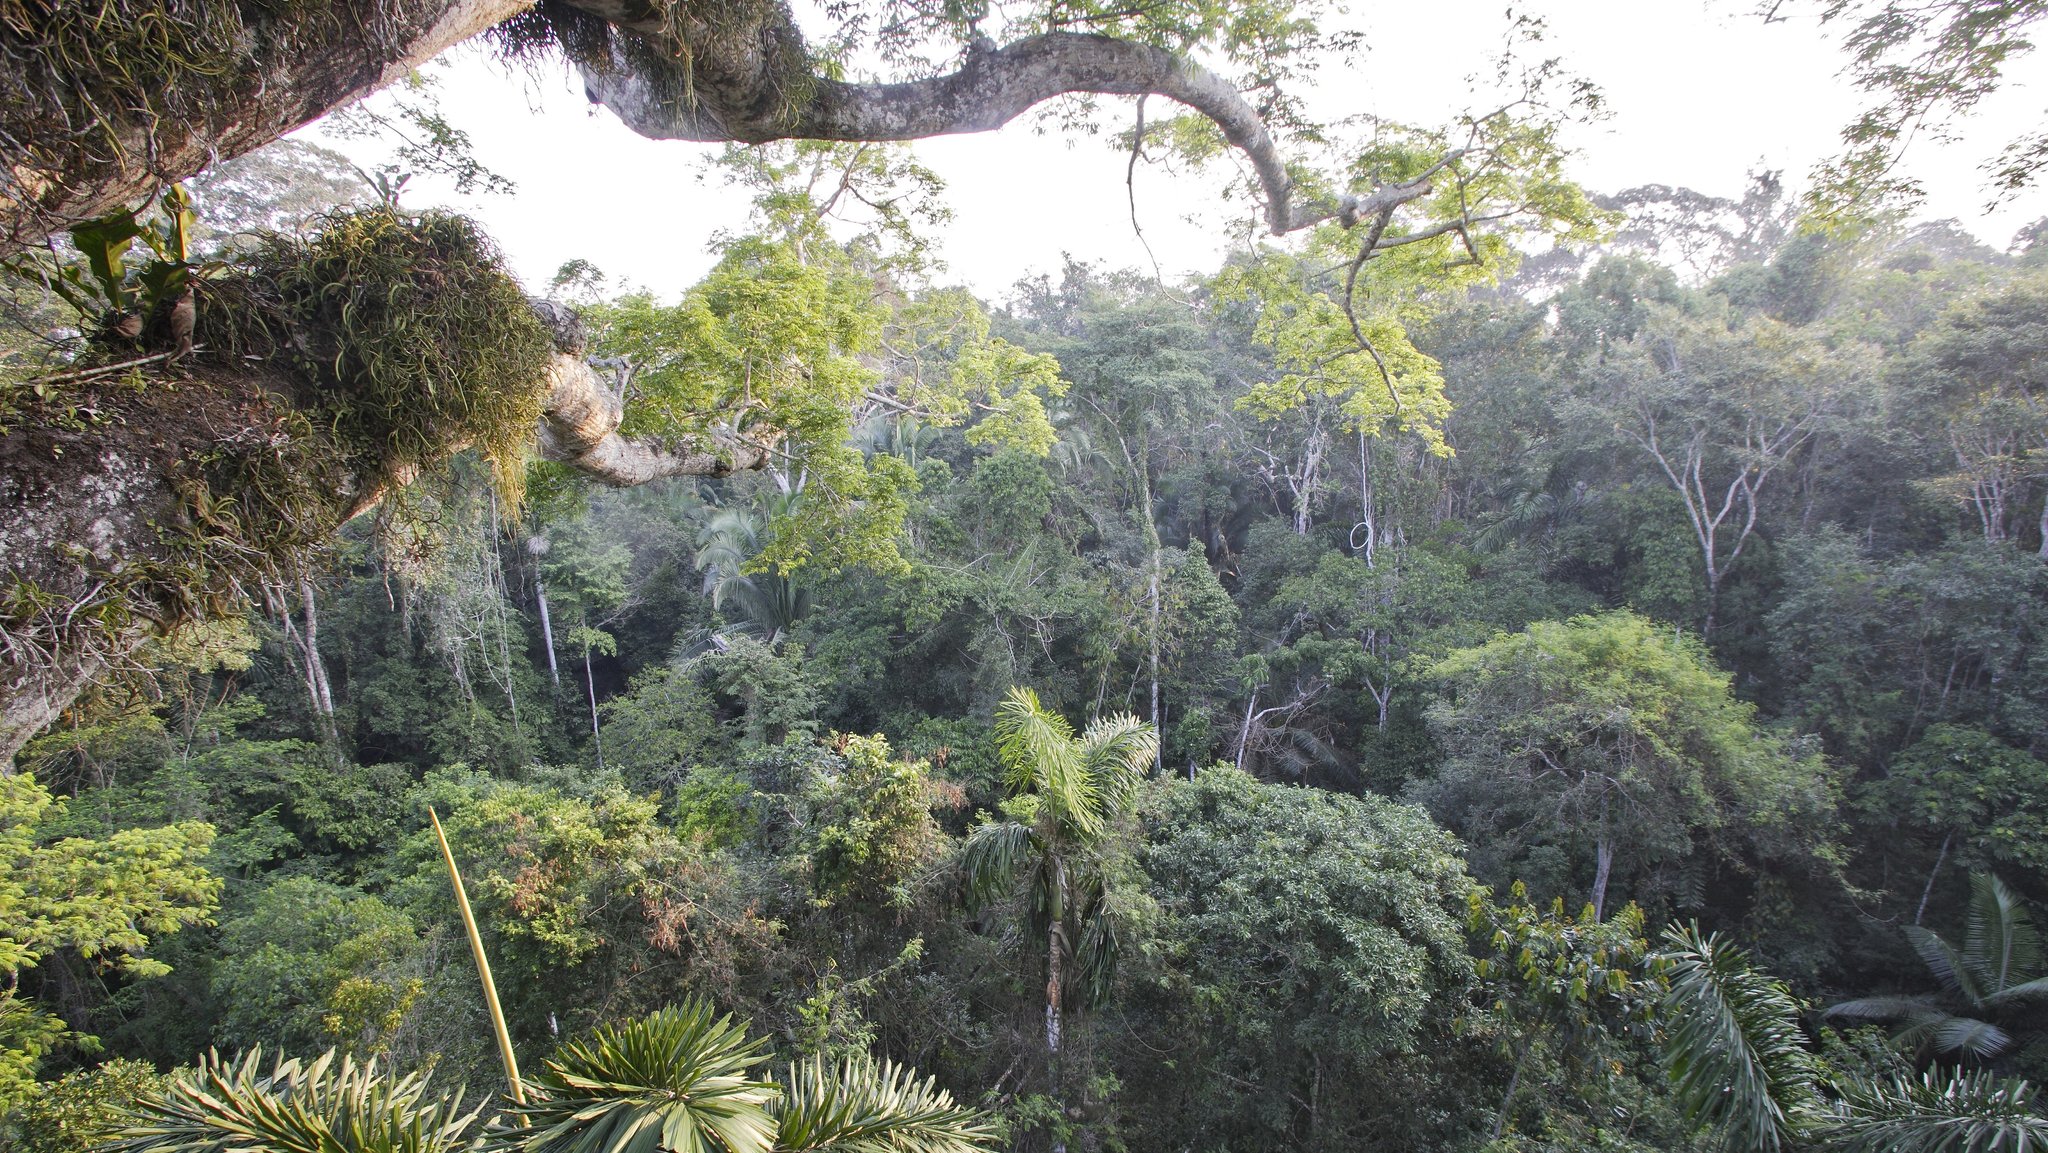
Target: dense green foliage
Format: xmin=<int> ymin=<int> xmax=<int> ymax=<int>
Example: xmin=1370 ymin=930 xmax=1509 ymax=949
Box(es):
xmin=9 ymin=153 xmax=2048 ymax=1152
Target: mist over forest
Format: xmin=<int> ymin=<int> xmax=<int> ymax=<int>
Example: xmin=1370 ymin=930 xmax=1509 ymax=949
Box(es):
xmin=7 ymin=3 xmax=2048 ymax=1152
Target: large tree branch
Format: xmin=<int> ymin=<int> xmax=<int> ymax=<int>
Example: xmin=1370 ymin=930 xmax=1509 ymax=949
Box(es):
xmin=576 ymin=28 xmax=1381 ymax=235
xmin=1 ymin=0 xmax=533 ymax=256
xmin=534 ymin=353 xmax=773 ymax=484
xmin=5 ymin=0 xmax=1430 ymax=254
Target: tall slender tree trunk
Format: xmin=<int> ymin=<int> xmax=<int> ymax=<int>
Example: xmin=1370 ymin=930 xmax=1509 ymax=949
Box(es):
xmin=1591 ymin=792 xmax=1614 ymax=920
xmin=1492 ymin=1045 xmax=1532 ymax=1143
xmin=1591 ymin=839 xmax=1613 ymax=921
xmin=1357 ymin=431 xmax=1377 ymax=568
xmin=268 ymin=580 xmax=337 ymax=744
xmin=1916 ymin=831 xmax=1952 ymax=926
xmin=297 ymin=578 xmax=338 ymax=745
xmin=1235 ymin=689 xmax=1258 ymax=771
xmin=1046 ymin=921 xmax=1066 ymax=1153
xmin=584 ymin=647 xmax=604 ymax=769
xmin=530 ymin=537 xmax=560 ymax=686
xmin=1142 ymin=469 xmax=1163 ymax=776
xmin=300 ymin=580 xmax=335 ymax=719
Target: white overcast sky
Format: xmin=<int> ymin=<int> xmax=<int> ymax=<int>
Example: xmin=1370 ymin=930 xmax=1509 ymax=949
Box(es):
xmin=301 ymin=0 xmax=2048 ymax=300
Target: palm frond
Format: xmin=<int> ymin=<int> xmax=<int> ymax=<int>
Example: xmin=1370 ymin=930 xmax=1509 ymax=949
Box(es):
xmin=1984 ymin=974 xmax=2048 ymax=1009
xmin=697 ymin=510 xmax=763 ymax=611
xmin=486 ymin=1002 xmax=778 ymax=1153
xmin=119 ymin=1048 xmax=481 ymax=1153
xmin=1931 ymin=1016 xmax=2015 ymax=1060
xmin=1070 ymin=875 xmax=1121 ymax=1010
xmin=959 ymin=821 xmax=1038 ymax=912
xmin=1967 ymin=874 xmax=2044 ymax=995
xmin=994 ymin=689 xmax=1092 ymax=833
xmin=769 ymin=1056 xmax=993 ymax=1153
xmin=1907 ymin=925 xmax=1984 ymax=1004
xmin=1823 ymin=1067 xmax=2048 ymax=1153
xmin=1076 ymin=713 xmax=1157 ymax=822
xmin=1657 ymin=922 xmax=1821 ymax=1153
xmin=1824 ymin=994 xmax=1943 ymax=1024
xmin=1892 ymin=1010 xmax=1976 ymax=1055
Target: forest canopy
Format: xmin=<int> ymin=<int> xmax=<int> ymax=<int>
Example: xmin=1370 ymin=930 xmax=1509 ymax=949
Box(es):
xmin=6 ymin=1 xmax=2048 ymax=1152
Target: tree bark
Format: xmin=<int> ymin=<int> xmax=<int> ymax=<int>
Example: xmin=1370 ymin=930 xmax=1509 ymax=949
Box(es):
xmin=1 ymin=0 xmax=1409 ymax=261
xmin=532 ymin=548 xmax=561 ymax=686
xmin=1045 ymin=924 xmax=1065 ymax=1057
xmin=1591 ymin=833 xmax=1614 ymax=922
xmin=578 ymin=28 xmax=1368 ymax=236
xmin=3 ymin=0 xmax=533 ymax=256
xmin=584 ymin=645 xmax=604 ymax=768
xmin=0 ymin=351 xmax=774 ymax=767
xmin=1916 ymin=830 xmax=1952 ymax=926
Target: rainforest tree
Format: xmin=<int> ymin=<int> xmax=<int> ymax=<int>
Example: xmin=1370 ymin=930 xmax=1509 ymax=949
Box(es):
xmin=0 ymin=0 xmax=1606 ymax=764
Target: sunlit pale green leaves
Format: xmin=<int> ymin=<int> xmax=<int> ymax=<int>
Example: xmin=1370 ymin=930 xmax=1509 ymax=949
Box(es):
xmin=0 ymin=772 xmax=217 ymax=1104
xmin=581 ymin=148 xmax=1066 ymax=577
xmin=1215 ymin=110 xmax=1610 ymax=453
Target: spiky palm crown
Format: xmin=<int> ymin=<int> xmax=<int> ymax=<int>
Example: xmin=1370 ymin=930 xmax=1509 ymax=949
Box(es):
xmin=487 ymin=1002 xmax=993 ymax=1153
xmin=117 ymin=1048 xmax=483 ymax=1153
xmin=488 ymin=1001 xmax=779 ymax=1153
xmin=1829 ymin=1068 xmax=2048 ymax=1153
xmin=118 ymin=1003 xmax=993 ymax=1153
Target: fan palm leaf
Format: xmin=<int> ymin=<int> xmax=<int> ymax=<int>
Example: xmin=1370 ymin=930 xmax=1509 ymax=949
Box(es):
xmin=119 ymin=1048 xmax=482 ymax=1153
xmin=1830 ymin=874 xmax=2048 ymax=1060
xmin=1930 ymin=1016 xmax=2015 ymax=1061
xmin=488 ymin=1001 xmax=778 ymax=1153
xmin=1826 ymin=994 xmax=1946 ymax=1024
xmin=1657 ymin=922 xmax=1821 ymax=1153
xmin=1823 ymin=1067 xmax=2048 ymax=1153
xmin=1983 ymin=975 xmax=2048 ymax=1011
xmin=769 ymin=1057 xmax=992 ymax=1153
xmin=1907 ymin=924 xmax=1985 ymax=1004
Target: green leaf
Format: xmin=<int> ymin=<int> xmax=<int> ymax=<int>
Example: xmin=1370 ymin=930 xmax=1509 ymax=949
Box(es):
xmin=486 ymin=1001 xmax=778 ymax=1153
xmin=70 ymin=211 xmax=145 ymax=311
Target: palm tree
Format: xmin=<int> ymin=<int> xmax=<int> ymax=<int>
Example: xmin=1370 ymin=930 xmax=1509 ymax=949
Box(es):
xmin=118 ymin=1001 xmax=992 ymax=1153
xmin=1655 ymin=921 xmax=2048 ymax=1153
xmin=959 ymin=688 xmax=1157 ymax=1059
xmin=1827 ymin=874 xmax=2048 ymax=1062
xmin=690 ymin=485 xmax=812 ymax=649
